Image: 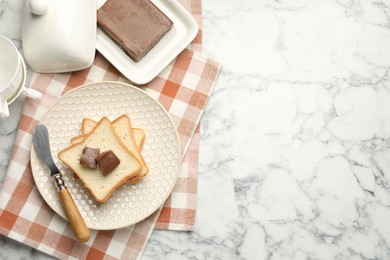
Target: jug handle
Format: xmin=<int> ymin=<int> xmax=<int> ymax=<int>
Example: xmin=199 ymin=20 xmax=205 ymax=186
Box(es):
xmin=29 ymin=0 xmax=48 ymax=16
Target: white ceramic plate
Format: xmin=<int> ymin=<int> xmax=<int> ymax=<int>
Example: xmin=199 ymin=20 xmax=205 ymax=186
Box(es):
xmin=30 ymin=82 xmax=181 ymax=230
xmin=96 ymin=0 xmax=198 ymax=85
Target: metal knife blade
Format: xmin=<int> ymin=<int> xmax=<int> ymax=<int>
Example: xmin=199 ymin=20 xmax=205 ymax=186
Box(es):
xmin=32 ymin=124 xmax=60 ymax=176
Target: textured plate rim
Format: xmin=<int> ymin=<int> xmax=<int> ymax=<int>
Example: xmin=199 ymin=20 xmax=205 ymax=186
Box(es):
xmin=30 ymin=81 xmax=181 ymax=230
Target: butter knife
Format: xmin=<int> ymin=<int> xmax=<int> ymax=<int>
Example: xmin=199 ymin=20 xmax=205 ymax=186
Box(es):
xmin=32 ymin=124 xmax=90 ymax=243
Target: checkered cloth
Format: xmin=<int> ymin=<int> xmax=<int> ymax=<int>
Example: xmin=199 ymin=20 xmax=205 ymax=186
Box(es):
xmin=0 ymin=0 xmax=221 ymax=258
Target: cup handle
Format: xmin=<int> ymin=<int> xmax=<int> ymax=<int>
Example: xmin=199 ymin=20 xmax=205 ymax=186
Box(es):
xmin=0 ymin=98 xmax=9 ymax=119
xmin=22 ymin=87 xmax=42 ymax=100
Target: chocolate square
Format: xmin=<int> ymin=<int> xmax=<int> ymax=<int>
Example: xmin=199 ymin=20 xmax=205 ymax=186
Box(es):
xmin=95 ymin=150 xmax=120 ymax=176
xmin=79 ymin=147 xmax=100 ymax=169
xmin=97 ymin=0 xmax=173 ymax=62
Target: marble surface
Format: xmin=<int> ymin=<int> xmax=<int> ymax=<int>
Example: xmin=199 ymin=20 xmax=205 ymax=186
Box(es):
xmin=2 ymin=0 xmax=390 ymax=259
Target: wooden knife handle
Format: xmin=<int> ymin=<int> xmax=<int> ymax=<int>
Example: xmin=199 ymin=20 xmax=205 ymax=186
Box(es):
xmin=58 ymin=188 xmax=90 ymax=243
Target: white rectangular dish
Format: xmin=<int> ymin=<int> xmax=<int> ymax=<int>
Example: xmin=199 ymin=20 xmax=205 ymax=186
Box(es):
xmin=96 ymin=0 xmax=198 ymax=85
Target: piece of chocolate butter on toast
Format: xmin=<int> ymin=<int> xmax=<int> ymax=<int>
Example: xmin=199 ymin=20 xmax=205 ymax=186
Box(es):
xmin=97 ymin=0 xmax=173 ymax=62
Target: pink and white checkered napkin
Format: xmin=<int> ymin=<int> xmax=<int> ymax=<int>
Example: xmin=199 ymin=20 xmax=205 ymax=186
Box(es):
xmin=0 ymin=0 xmax=221 ymax=259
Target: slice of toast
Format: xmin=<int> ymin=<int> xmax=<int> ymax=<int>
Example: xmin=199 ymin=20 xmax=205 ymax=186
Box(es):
xmin=132 ymin=128 xmax=145 ymax=150
xmin=80 ymin=116 xmax=148 ymax=183
xmin=58 ymin=117 xmax=142 ymax=203
xmin=70 ymin=134 xmax=88 ymax=145
xmin=71 ymin=128 xmax=145 ymax=151
xmin=82 ymin=118 xmax=146 ymax=149
xmin=70 ymin=124 xmax=146 ymax=184
xmin=82 ymin=118 xmax=101 ymax=135
xmin=111 ymin=115 xmax=149 ymax=181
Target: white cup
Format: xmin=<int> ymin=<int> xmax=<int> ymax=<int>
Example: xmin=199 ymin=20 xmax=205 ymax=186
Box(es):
xmin=0 ymin=35 xmax=42 ymax=119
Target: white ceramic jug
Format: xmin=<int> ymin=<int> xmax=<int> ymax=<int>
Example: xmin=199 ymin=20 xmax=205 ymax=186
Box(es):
xmin=22 ymin=0 xmax=97 ymax=73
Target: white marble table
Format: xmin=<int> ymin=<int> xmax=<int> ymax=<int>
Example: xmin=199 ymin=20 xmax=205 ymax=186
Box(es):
xmin=2 ymin=0 xmax=390 ymax=259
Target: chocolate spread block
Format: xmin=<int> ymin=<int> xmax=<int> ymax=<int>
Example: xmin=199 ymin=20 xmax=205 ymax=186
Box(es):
xmin=96 ymin=150 xmax=120 ymax=176
xmin=97 ymin=0 xmax=173 ymax=62
xmin=79 ymin=147 xmax=100 ymax=169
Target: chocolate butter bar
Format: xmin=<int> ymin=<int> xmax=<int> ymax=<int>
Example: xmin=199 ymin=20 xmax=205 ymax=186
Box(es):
xmin=79 ymin=147 xmax=100 ymax=169
xmin=97 ymin=0 xmax=173 ymax=62
xmin=95 ymin=150 xmax=120 ymax=176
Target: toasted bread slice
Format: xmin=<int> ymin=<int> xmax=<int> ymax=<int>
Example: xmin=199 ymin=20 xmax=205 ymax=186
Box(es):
xmin=58 ymin=117 xmax=142 ymax=203
xmin=132 ymin=128 xmax=145 ymax=150
xmin=82 ymin=118 xmax=100 ymax=135
xmin=70 ymin=132 xmax=145 ymax=184
xmin=70 ymin=134 xmax=88 ymax=145
xmin=83 ymin=118 xmax=145 ymax=150
xmin=71 ymin=129 xmax=145 ymax=151
xmin=81 ymin=116 xmax=148 ymax=181
xmin=110 ymin=114 xmax=149 ymax=178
